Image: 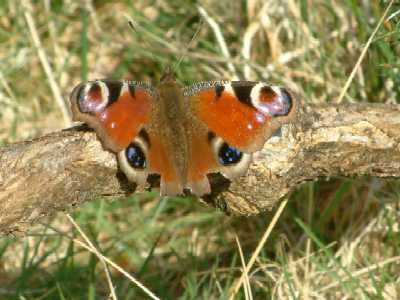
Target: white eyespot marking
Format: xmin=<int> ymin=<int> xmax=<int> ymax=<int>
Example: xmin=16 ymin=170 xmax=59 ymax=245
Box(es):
xmin=210 ymin=136 xmax=252 ymax=179
xmin=132 ymin=135 xmax=149 ymax=153
xmin=255 ymin=112 xmax=266 ymax=123
xmin=250 ymin=83 xmax=290 ymax=117
xmin=117 ymin=134 xmax=150 ymax=188
xmin=118 ymin=150 xmax=148 ymax=187
xmin=271 ymin=86 xmax=282 ymax=95
xmin=249 ymin=83 xmax=264 ymax=108
xmin=79 ymin=81 xmax=109 ymax=113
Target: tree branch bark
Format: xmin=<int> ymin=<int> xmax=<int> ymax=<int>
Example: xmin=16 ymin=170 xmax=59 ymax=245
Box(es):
xmin=1 ymin=102 xmax=400 ymax=234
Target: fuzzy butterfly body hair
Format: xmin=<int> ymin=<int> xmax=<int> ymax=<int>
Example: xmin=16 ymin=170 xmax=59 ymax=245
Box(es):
xmin=70 ymin=70 xmax=297 ymax=196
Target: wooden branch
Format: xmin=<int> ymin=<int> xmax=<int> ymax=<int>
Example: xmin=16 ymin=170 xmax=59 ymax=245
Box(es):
xmin=1 ymin=102 xmax=400 ymax=234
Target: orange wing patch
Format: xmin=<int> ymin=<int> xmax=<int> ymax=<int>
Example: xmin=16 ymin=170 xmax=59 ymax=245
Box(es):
xmin=194 ymin=89 xmax=270 ymax=150
xmin=186 ymin=133 xmax=217 ymax=195
xmin=146 ymin=135 xmax=183 ymax=195
xmin=97 ymin=89 xmax=152 ymax=149
xmin=187 ymin=133 xmax=217 ymax=182
xmin=147 ymin=136 xmax=178 ymax=183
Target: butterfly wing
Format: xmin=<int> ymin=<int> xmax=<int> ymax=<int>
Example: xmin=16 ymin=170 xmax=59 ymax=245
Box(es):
xmin=187 ymin=81 xmax=296 ymax=153
xmin=71 ymin=79 xmax=190 ymax=195
xmin=70 ymin=80 xmax=154 ymax=152
xmin=70 ymin=80 xmax=159 ymax=187
xmin=184 ymin=81 xmax=297 ymax=194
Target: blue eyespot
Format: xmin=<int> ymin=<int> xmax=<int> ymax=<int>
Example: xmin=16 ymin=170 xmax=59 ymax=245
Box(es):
xmin=218 ymin=143 xmax=243 ymax=165
xmin=125 ymin=143 xmax=146 ymax=169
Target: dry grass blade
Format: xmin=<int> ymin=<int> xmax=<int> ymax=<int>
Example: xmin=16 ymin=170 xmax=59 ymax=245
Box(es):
xmin=198 ymin=6 xmax=238 ymax=79
xmin=235 ymin=235 xmax=253 ymax=300
xmin=71 ymin=237 xmax=160 ymax=300
xmin=318 ymin=256 xmax=400 ymax=293
xmin=302 ymin=184 xmax=314 ymax=299
xmin=336 ymin=0 xmax=395 ymax=103
xmin=388 ymin=8 xmax=400 ymax=20
xmin=66 ymin=214 xmax=118 ymax=300
xmin=229 ymin=199 xmax=289 ymax=299
xmin=21 ymin=1 xmax=71 ymax=126
xmin=66 ymin=214 xmax=160 ymax=300
xmin=242 ymin=22 xmax=260 ymax=79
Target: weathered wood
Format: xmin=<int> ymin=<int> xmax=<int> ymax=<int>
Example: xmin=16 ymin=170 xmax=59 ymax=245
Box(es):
xmin=1 ymin=103 xmax=399 ymax=234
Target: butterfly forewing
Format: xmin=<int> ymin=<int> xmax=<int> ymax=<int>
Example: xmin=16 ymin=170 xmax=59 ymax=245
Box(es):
xmin=70 ymin=80 xmax=155 ymax=152
xmin=185 ymin=81 xmax=296 ymax=153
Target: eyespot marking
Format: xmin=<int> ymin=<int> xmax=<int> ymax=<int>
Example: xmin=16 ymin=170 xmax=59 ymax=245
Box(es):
xmin=77 ymin=81 xmax=108 ymax=114
xmin=125 ymin=143 xmax=146 ymax=169
xmin=276 ymin=88 xmax=293 ymax=116
xmin=87 ymin=82 xmax=102 ymax=102
xmin=249 ymin=83 xmax=294 ymax=117
xmin=218 ymin=143 xmax=243 ymax=166
xmin=75 ymin=84 xmax=89 ymax=113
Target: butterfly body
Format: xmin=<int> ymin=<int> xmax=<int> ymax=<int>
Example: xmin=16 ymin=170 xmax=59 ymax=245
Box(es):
xmin=70 ymin=71 xmax=297 ymax=196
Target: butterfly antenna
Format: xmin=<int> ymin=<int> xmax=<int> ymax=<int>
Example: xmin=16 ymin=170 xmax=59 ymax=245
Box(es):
xmin=172 ymin=20 xmax=204 ymax=74
xmin=127 ymin=19 xmax=159 ymax=68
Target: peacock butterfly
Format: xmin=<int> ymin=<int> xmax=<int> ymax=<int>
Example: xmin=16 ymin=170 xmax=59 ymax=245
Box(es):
xmin=70 ymin=69 xmax=297 ymax=196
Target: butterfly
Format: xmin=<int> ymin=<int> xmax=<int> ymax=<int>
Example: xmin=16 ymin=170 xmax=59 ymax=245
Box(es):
xmin=70 ymin=69 xmax=297 ymax=196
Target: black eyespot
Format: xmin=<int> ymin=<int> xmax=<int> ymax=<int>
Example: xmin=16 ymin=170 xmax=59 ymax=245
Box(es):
xmin=125 ymin=143 xmax=146 ymax=169
xmin=218 ymin=143 xmax=243 ymax=165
